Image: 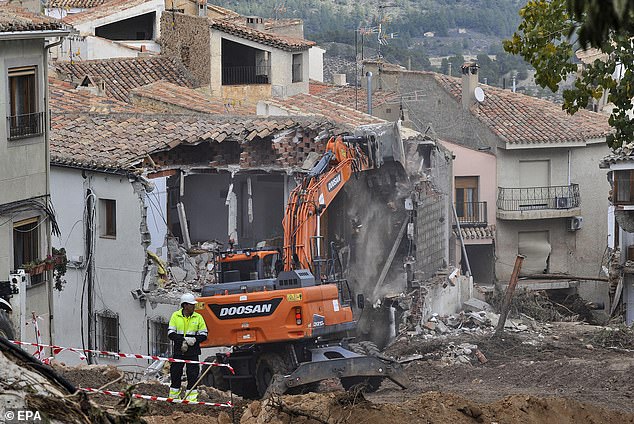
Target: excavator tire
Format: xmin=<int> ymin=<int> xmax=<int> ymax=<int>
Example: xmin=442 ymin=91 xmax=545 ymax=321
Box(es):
xmin=0 ymin=311 xmax=14 ymax=340
xmin=340 ymin=342 xmax=383 ymax=393
xmin=255 ymin=352 xmax=292 ymax=398
xmin=200 ymin=357 xmax=230 ymax=392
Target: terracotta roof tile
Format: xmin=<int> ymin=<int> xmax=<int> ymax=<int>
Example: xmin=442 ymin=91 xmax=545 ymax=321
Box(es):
xmin=430 ymin=72 xmax=611 ymax=145
xmin=129 ymin=81 xmax=255 ymax=115
xmin=49 ymin=77 xmax=137 ymax=113
xmin=46 ymin=0 xmax=106 ymax=8
xmin=209 ymin=18 xmax=314 ymax=52
xmin=262 ymin=93 xmax=385 ymax=127
xmin=50 ymin=114 xmax=343 ymax=170
xmin=0 ymin=5 xmax=64 ymax=32
xmin=63 ymin=0 xmax=151 ymax=25
xmin=308 ymin=80 xmax=399 ymax=114
xmin=454 ymin=225 xmax=496 ymax=240
xmin=53 ymin=56 xmax=195 ymax=102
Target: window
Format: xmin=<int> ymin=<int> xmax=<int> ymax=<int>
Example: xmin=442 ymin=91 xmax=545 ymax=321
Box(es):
xmin=614 ymin=170 xmax=634 ymax=204
xmin=7 ymin=66 xmax=42 ymax=140
xmin=100 ymin=199 xmax=116 ymax=238
xmin=149 ymin=318 xmax=171 ymax=356
xmin=13 ymin=217 xmax=43 ymax=285
xmin=96 ymin=310 xmax=119 ymax=353
xmin=292 ymin=54 xmax=302 ymax=83
xmin=455 ymin=176 xmax=478 ymax=221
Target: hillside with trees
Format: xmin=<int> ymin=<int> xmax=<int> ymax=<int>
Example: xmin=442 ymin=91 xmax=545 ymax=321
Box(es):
xmin=211 ymin=0 xmax=531 ymax=88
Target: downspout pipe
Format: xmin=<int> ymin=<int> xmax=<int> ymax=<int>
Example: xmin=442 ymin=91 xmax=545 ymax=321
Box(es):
xmin=366 ymin=71 xmax=373 ymax=116
xmin=44 ymin=34 xmax=68 ymax=356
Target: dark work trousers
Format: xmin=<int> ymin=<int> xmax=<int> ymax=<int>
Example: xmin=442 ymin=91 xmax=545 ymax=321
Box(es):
xmin=170 ymin=354 xmax=200 ymax=389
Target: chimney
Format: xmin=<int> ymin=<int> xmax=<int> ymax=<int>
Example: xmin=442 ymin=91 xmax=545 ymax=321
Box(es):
xmin=245 ymin=16 xmax=265 ymax=31
xmin=333 ymin=74 xmax=346 ymax=86
xmin=366 ymin=71 xmax=373 ymax=116
xmin=461 ymin=62 xmax=479 ymax=109
xmin=198 ymin=0 xmax=207 ymax=17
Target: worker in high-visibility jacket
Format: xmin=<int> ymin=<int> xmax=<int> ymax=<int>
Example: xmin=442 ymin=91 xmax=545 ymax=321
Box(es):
xmin=167 ymin=293 xmax=208 ymax=401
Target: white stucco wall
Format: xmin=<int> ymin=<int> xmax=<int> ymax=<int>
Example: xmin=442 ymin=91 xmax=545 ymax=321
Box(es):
xmin=50 ymin=167 xmax=176 ymax=369
xmin=308 ymin=46 xmax=325 ymax=82
xmin=55 ymin=36 xmax=141 ymax=61
xmin=73 ymin=0 xmax=164 ymax=39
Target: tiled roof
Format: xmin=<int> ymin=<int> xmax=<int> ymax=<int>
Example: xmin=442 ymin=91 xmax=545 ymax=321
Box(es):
xmin=309 ymin=81 xmax=399 ymax=114
xmin=209 ymin=18 xmax=314 ymax=52
xmin=454 ymin=225 xmax=496 ymax=240
xmin=46 ymin=0 xmax=106 ymax=8
xmin=431 ymin=73 xmax=611 ymax=145
xmin=129 ymin=81 xmax=255 ymax=115
xmin=599 ymin=143 xmax=634 ymax=168
xmin=0 ymin=5 xmax=64 ymax=32
xmin=53 ymin=57 xmax=195 ymax=102
xmin=261 ymin=93 xmax=386 ymax=127
xmin=50 ymin=114 xmax=342 ymax=170
xmin=49 ymin=78 xmax=137 ymax=113
xmin=63 ymin=0 xmax=152 ymax=25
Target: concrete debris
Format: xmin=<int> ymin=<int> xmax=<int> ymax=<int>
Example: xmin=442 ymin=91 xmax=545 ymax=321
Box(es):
xmin=463 ymin=298 xmax=493 ymax=313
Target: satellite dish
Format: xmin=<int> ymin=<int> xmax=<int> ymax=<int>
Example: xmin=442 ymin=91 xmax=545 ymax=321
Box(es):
xmin=474 ymin=86 xmax=485 ymax=103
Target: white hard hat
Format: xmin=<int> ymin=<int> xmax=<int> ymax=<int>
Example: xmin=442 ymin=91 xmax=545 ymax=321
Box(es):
xmin=180 ymin=293 xmax=197 ymax=305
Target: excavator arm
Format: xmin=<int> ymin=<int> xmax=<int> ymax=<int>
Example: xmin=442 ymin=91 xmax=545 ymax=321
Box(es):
xmin=282 ymin=135 xmax=379 ymax=272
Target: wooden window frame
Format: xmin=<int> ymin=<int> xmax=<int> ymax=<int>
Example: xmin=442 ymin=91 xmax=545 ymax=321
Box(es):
xmin=100 ymin=199 xmax=117 ymax=238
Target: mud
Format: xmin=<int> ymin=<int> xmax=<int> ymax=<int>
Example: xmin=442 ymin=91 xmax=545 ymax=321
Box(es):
xmin=54 ymin=322 xmax=634 ymax=423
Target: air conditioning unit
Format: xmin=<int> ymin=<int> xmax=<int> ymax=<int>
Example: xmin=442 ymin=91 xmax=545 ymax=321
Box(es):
xmin=568 ymin=216 xmax=583 ymax=231
xmin=556 ymin=196 xmax=570 ymax=209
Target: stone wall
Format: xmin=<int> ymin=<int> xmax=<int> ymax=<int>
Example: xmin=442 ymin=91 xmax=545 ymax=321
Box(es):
xmin=160 ymin=13 xmax=210 ymax=87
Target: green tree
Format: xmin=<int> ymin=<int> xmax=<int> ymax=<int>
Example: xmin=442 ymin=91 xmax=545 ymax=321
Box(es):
xmin=504 ymin=0 xmax=634 ymax=148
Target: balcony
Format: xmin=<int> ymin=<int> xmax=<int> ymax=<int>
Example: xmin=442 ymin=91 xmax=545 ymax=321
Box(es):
xmin=222 ymin=65 xmax=270 ymax=86
xmin=497 ymin=184 xmax=581 ymax=220
xmin=455 ymin=201 xmax=487 ymax=227
xmin=7 ymin=112 xmax=44 ymax=140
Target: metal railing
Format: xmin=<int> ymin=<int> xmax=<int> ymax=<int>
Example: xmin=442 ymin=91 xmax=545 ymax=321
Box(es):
xmin=222 ymin=65 xmax=270 ymax=85
xmin=7 ymin=112 xmax=44 ymax=140
xmin=455 ymin=201 xmax=487 ymax=226
xmin=497 ymin=184 xmax=580 ymax=211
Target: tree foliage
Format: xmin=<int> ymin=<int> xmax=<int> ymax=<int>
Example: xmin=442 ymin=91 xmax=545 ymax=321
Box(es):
xmin=504 ymin=0 xmax=634 ymax=148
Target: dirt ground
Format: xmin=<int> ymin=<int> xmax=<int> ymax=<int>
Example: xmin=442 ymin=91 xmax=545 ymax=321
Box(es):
xmin=53 ymin=321 xmax=634 ymax=423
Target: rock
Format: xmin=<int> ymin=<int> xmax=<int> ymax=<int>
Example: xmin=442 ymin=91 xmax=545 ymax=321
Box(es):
xmin=217 ymin=411 xmax=232 ymax=424
xmin=585 ymin=344 xmax=594 ymax=350
xmin=423 ymin=322 xmax=436 ymax=331
xmin=463 ymin=298 xmax=493 ymax=313
xmin=170 ymin=266 xmax=187 ymax=283
xmin=435 ymin=321 xmax=449 ymax=334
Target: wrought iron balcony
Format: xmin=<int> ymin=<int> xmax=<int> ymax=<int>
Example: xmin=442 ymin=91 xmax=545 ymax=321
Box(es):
xmin=497 ymin=184 xmax=580 ymax=211
xmin=454 ymin=201 xmax=488 ymax=227
xmin=7 ymin=112 xmax=44 ymax=140
xmin=222 ymin=65 xmax=271 ymax=85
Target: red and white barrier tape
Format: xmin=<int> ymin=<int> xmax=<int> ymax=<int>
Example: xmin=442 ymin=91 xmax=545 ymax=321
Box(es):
xmin=80 ymin=387 xmax=233 ymax=408
xmin=9 ymin=340 xmax=234 ymax=373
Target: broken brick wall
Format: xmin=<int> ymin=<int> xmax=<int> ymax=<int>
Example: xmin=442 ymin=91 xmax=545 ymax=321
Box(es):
xmin=416 ymin=190 xmax=449 ymax=280
xmin=160 ymin=13 xmax=211 ymax=87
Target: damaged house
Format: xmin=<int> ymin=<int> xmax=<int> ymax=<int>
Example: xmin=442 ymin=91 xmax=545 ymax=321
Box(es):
xmin=362 ymin=60 xmax=613 ymax=317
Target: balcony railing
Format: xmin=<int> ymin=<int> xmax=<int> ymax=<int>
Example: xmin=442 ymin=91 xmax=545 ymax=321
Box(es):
xmin=7 ymin=112 xmax=44 ymax=140
xmin=222 ymin=65 xmax=271 ymax=85
xmin=497 ymin=184 xmax=580 ymax=211
xmin=455 ymin=201 xmax=488 ymax=227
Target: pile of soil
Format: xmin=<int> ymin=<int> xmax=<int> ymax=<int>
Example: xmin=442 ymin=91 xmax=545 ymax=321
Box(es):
xmin=51 ymin=322 xmax=634 ymax=423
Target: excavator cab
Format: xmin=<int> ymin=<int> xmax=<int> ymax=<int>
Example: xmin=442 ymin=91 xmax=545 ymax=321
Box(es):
xmin=215 ymin=249 xmax=281 ymax=283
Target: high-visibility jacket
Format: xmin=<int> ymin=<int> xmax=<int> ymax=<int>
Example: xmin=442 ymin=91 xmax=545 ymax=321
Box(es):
xmin=168 ymin=309 xmax=208 ymax=356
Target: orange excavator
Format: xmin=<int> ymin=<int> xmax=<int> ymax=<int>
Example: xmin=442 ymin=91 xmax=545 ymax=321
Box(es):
xmin=195 ymin=125 xmax=408 ymax=398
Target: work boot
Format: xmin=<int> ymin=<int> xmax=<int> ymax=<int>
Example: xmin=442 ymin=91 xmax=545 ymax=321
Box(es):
xmin=185 ymin=389 xmax=198 ymax=402
xmin=168 ymin=387 xmax=181 ymax=399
